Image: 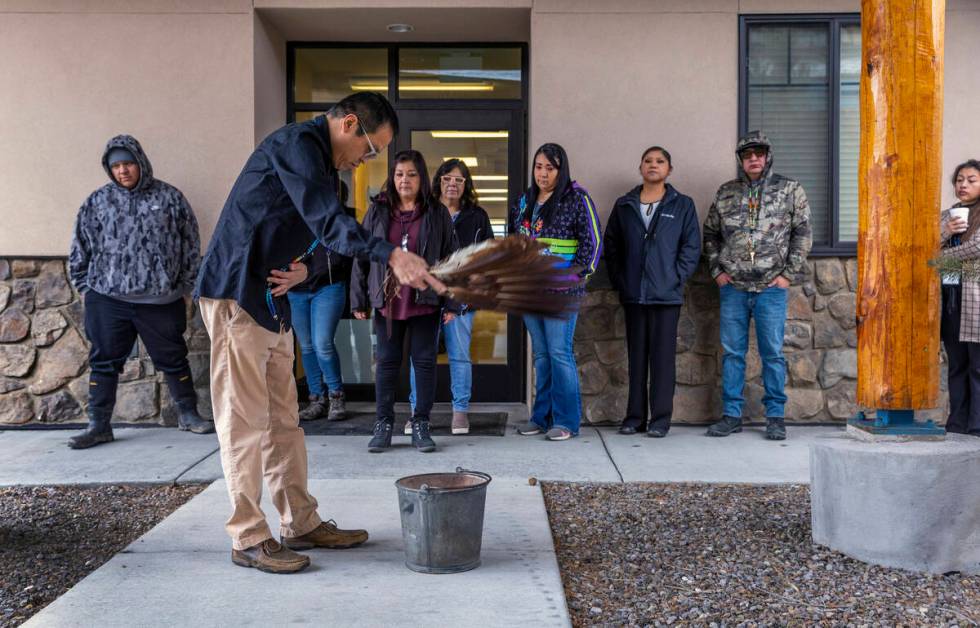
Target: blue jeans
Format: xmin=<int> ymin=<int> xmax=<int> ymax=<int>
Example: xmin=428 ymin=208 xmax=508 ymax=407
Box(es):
xmin=719 ymin=284 xmax=787 ymax=418
xmin=287 ymin=283 xmax=346 ymax=396
xmin=410 ymin=311 xmax=475 ymax=412
xmin=524 ymin=313 xmax=581 ymax=435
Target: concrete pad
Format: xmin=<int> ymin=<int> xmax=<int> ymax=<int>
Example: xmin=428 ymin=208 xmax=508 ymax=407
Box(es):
xmin=811 ymin=432 xmax=980 ymax=574
xmin=603 ymin=425 xmax=844 ymax=484
xmin=0 ymin=428 xmax=217 ymax=486
xmin=179 ymin=428 xmax=621 ymax=484
xmin=27 ymin=479 xmax=570 ymax=628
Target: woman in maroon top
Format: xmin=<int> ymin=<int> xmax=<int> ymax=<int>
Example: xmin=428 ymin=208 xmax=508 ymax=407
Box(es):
xmin=351 ymin=150 xmax=458 ymax=453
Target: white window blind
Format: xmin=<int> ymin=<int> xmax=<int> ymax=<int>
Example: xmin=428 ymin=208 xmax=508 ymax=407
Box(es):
xmin=745 ymin=19 xmax=860 ymax=248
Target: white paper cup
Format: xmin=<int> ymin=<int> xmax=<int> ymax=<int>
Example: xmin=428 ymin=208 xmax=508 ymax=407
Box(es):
xmin=950 ymin=207 xmax=970 ymax=222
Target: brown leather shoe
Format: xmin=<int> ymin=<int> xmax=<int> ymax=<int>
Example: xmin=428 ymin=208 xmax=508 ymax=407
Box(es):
xmin=282 ymin=519 xmax=369 ymax=550
xmin=231 ymin=539 xmax=310 ymax=574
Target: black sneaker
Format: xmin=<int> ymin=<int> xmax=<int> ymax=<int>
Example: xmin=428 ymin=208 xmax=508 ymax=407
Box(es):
xmin=647 ymin=427 xmax=668 ymax=438
xmin=706 ymin=415 xmax=742 ymax=437
xmin=765 ymin=417 xmax=787 ymax=440
xmin=368 ymin=419 xmax=393 ymax=453
xmin=618 ymin=425 xmax=639 ymax=435
xmin=411 ymin=420 xmax=436 ymax=453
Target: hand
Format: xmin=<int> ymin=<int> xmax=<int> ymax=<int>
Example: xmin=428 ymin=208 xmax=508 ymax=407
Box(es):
xmin=715 ymin=272 xmax=732 ymax=287
xmin=948 ymin=216 xmax=969 ymax=235
xmin=388 ymin=248 xmax=448 ymax=295
xmin=443 ymin=312 xmax=456 ymax=324
xmin=266 ymin=262 xmax=308 ymax=297
xmin=768 ymin=275 xmax=791 ymax=289
xmin=183 ymin=295 xmax=195 ymax=321
xmin=353 ymin=310 xmax=370 ymax=320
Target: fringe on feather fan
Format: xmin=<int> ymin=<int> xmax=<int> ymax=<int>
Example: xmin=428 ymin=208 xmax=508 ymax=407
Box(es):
xmin=388 ymin=236 xmax=583 ymax=317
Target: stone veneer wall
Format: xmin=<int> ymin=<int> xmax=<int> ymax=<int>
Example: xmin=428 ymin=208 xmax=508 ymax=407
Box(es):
xmin=576 ymin=257 xmax=948 ymax=425
xmin=0 ymin=258 xmax=212 ymax=426
xmin=0 ymin=255 xmax=947 ymax=427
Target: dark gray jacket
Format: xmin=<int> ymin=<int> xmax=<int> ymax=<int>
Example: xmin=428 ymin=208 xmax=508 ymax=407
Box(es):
xmin=350 ymin=195 xmax=459 ymax=313
xmin=69 ymin=135 xmax=201 ymax=303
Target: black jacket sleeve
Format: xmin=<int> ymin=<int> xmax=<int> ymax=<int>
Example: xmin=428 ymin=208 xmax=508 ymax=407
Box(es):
xmin=676 ymin=198 xmax=703 ymax=284
xmin=603 ymin=207 xmax=624 ymax=293
xmin=478 ymin=208 xmax=495 ymax=243
xmin=269 ymin=132 xmax=395 ymax=265
xmin=349 ymin=206 xmax=376 ymax=313
xmin=439 ymin=208 xmax=463 ymax=313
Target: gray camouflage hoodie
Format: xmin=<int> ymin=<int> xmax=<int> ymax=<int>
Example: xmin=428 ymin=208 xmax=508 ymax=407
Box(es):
xmin=702 ymin=131 xmax=812 ymax=292
xmin=69 ymin=135 xmax=201 ymax=303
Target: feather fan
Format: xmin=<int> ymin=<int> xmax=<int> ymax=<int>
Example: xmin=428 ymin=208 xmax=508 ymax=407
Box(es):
xmin=428 ymin=236 xmax=583 ymax=317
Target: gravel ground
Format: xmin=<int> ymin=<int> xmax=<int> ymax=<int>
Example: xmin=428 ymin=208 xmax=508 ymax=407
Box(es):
xmin=0 ymin=484 xmax=205 ymax=627
xmin=543 ymin=483 xmax=980 ymax=627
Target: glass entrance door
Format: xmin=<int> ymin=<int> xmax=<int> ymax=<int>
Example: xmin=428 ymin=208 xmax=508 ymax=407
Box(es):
xmin=395 ymin=109 xmax=526 ymax=403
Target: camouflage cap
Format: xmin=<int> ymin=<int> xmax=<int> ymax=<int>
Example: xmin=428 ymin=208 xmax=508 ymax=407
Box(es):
xmin=736 ymin=130 xmax=772 ymax=155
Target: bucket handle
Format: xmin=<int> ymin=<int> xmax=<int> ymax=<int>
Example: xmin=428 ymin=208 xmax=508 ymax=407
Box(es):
xmin=455 ymin=467 xmax=492 ymax=484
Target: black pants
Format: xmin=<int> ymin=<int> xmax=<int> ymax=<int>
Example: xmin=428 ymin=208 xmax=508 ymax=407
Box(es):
xmin=941 ymin=285 xmax=980 ymax=434
xmin=373 ymin=310 xmax=440 ymax=422
xmin=83 ymin=290 xmax=195 ymax=417
xmin=622 ymin=304 xmax=681 ymax=432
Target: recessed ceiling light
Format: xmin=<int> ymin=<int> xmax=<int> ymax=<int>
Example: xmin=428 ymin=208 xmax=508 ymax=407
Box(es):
xmin=387 ymin=23 xmax=414 ymax=33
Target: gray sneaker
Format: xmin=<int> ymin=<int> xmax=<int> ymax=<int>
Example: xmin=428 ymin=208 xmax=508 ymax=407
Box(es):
xmin=546 ymin=427 xmax=572 ymax=441
xmin=516 ymin=421 xmax=543 ymax=436
xmin=451 ymin=411 xmax=470 ymax=435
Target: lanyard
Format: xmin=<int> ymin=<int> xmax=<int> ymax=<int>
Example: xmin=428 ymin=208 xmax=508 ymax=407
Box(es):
xmin=265 ymin=239 xmax=319 ymax=321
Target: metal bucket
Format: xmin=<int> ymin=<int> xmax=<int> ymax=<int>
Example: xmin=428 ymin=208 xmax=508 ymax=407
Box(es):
xmin=395 ymin=467 xmax=492 ymax=574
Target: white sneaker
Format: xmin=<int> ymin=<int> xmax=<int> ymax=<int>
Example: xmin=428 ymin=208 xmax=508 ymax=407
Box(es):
xmin=403 ymin=421 xmax=413 ymax=435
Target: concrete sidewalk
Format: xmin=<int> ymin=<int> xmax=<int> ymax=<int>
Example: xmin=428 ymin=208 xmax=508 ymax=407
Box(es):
xmin=0 ymin=423 xmax=843 ymax=486
xmin=26 ymin=478 xmax=570 ymax=628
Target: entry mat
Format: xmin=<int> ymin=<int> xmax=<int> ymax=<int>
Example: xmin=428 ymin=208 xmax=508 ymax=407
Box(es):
xmin=301 ymin=411 xmax=508 ymax=436
xmin=0 ymin=412 xmax=509 ymax=437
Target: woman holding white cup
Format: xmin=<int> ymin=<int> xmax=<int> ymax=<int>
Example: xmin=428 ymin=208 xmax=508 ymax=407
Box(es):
xmin=939 ymin=159 xmax=980 ymax=435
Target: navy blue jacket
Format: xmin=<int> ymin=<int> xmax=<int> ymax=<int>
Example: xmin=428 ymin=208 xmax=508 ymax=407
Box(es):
xmin=195 ymin=116 xmax=394 ymax=332
xmin=603 ymin=184 xmax=702 ymax=305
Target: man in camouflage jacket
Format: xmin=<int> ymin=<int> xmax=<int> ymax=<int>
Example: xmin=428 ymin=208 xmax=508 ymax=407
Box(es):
xmin=702 ymin=131 xmax=812 ymax=440
xmin=68 ymin=135 xmax=213 ymax=449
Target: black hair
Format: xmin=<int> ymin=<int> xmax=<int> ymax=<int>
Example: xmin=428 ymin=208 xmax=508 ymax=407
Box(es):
xmin=432 ymin=158 xmax=479 ymax=208
xmin=952 ymin=159 xmax=980 ymax=185
xmin=329 ymin=92 xmax=400 ymax=136
xmin=641 ymin=145 xmax=673 ymax=168
xmin=383 ymin=150 xmax=431 ymax=211
xmin=524 ymin=143 xmax=571 ymax=228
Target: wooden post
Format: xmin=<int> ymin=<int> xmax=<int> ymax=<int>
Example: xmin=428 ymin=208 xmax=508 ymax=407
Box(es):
xmin=856 ymin=0 xmax=944 ymax=418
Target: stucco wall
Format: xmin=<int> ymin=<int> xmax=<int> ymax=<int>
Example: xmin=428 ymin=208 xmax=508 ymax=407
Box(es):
xmin=528 ymin=0 xmax=977 ymax=221
xmin=0 ymin=1 xmax=255 ymax=256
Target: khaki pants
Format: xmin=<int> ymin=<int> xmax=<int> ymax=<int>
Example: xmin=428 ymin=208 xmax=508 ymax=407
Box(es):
xmin=199 ymin=298 xmax=322 ymax=550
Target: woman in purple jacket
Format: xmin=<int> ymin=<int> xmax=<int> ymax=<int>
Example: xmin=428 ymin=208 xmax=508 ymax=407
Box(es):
xmin=511 ymin=143 xmax=602 ymax=441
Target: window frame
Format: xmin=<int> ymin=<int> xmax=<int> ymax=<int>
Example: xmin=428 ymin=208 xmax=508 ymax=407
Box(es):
xmin=286 ymin=41 xmax=529 ymax=123
xmin=738 ymin=13 xmax=860 ymax=257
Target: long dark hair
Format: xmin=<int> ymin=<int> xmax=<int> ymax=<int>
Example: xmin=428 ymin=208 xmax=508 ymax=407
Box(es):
xmin=952 ymin=159 xmax=980 ymax=241
xmin=432 ymin=158 xmax=478 ymax=209
xmin=382 ymin=149 xmax=431 ymax=211
xmin=523 ymin=143 xmax=571 ymax=227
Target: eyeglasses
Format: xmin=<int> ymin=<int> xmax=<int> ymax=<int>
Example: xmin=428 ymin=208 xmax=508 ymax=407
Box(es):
xmin=356 ymin=118 xmax=379 ymax=161
xmin=740 ymin=147 xmax=768 ymax=159
xmin=441 ymin=175 xmax=466 ymax=185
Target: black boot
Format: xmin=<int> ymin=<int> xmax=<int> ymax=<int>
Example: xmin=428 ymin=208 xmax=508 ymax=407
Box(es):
xmin=765 ymin=417 xmax=787 ymax=441
xmin=368 ymin=419 xmax=393 ymax=453
xmin=411 ymin=419 xmax=436 ymax=453
xmin=68 ymin=409 xmax=114 ymax=449
xmin=177 ymin=403 xmax=215 ymax=434
xmin=706 ymin=415 xmax=742 ymax=437
xmin=166 ymin=371 xmax=214 ymax=434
